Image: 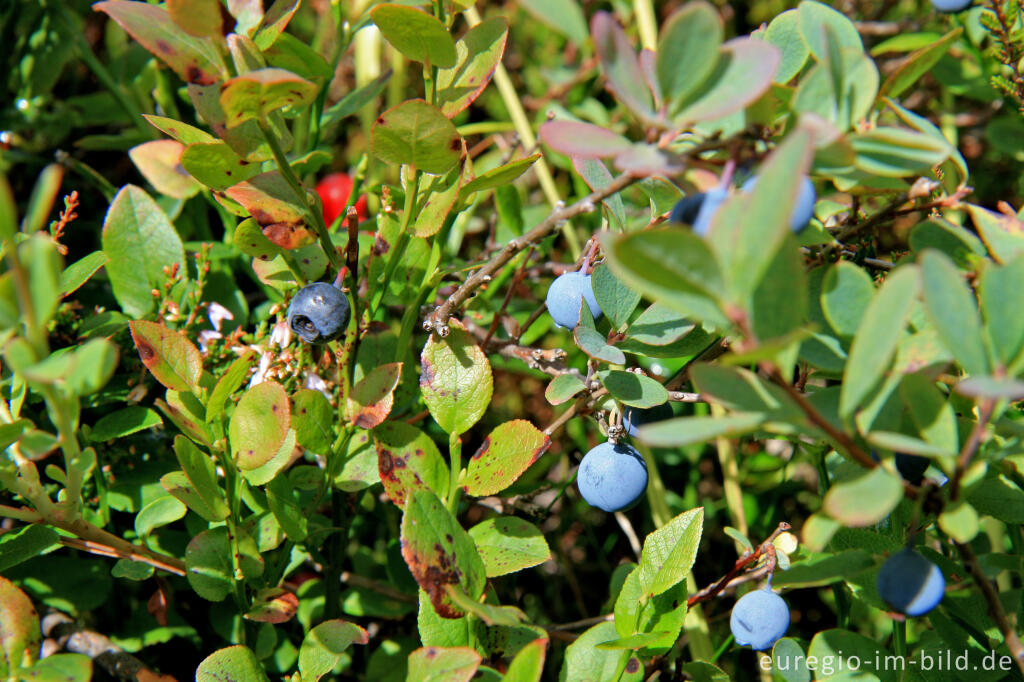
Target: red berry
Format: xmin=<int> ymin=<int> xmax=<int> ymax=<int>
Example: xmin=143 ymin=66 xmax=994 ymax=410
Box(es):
xmin=316 ymin=172 xmax=368 ymax=226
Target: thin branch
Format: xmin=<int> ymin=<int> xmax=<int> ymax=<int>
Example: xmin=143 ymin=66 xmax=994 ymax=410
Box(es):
xmin=687 ymin=522 xmax=791 ymax=607
xmin=956 ymin=540 xmax=1024 ymax=674
xmin=424 ymin=172 xmax=640 ymax=336
xmin=59 ymin=537 xmax=186 ymax=577
xmin=950 ymin=398 xmax=996 ymax=501
xmin=42 ymin=612 xmax=176 ymax=682
xmin=338 ymin=571 xmax=417 ymax=604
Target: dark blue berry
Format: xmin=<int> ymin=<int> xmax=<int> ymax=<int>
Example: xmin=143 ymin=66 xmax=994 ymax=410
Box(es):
xmin=669 ymin=193 xmax=706 ymax=225
xmin=877 ymin=548 xmax=945 ymax=616
xmin=287 ymin=282 xmax=351 ymax=344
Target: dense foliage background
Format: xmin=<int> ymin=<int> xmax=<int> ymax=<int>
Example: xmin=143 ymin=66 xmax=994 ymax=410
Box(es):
xmin=3 ymin=0 xmax=1024 ymax=680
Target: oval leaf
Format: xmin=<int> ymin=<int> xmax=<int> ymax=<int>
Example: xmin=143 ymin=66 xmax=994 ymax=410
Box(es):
xmin=463 ymin=419 xmax=551 ymax=497
xmin=420 ymin=322 xmax=492 ymax=435
xmin=371 ymin=100 xmax=464 ymax=175
xmin=229 ymin=381 xmax=290 ymax=470
xmin=370 ymin=4 xmax=457 ymax=68
xmin=129 ymin=320 xmax=203 ymax=393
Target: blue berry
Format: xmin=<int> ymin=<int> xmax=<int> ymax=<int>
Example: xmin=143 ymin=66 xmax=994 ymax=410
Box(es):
xmin=895 ymin=453 xmax=930 ymax=483
xmin=622 ymin=402 xmax=674 ymax=437
xmin=931 ymin=0 xmax=972 ymax=11
xmin=669 ymin=193 xmax=706 ymax=225
xmin=577 ymin=442 xmax=648 ymax=512
xmin=546 ymin=271 xmax=602 ymax=329
xmin=730 ymin=586 xmax=790 ymax=650
xmin=876 ymin=548 xmax=945 ymax=616
xmin=741 ymin=175 xmax=816 ymax=233
xmin=692 ymin=186 xmax=729 ymax=237
xmin=287 ymin=282 xmax=351 ymax=344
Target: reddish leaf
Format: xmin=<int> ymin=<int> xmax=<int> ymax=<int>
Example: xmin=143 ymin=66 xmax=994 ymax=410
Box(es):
xmin=129 ymin=320 xmax=203 ymax=393
xmin=128 ymin=140 xmax=200 ymax=200
xmin=436 ymin=17 xmax=509 ymax=118
xmin=406 ymin=647 xmax=482 ymax=682
xmin=374 ymin=421 xmax=448 ymax=506
xmin=348 ymin=362 xmax=403 ymax=429
xmin=538 ymin=121 xmax=633 ymax=159
xmin=219 ymin=68 xmax=317 ymax=129
xmin=245 ymin=588 xmax=299 ymax=623
xmin=224 ymin=171 xmax=307 ymax=230
xmin=262 ymin=223 xmax=316 ymax=250
xmin=167 ymin=0 xmax=223 ymax=38
xmin=463 ymin=420 xmax=550 ymax=496
xmin=592 ymin=12 xmax=655 ymax=121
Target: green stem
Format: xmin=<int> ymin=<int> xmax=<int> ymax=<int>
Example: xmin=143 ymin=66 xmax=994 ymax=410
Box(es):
xmin=323 ymin=489 xmax=345 ymax=621
xmin=447 ymin=432 xmax=462 ymax=513
xmin=633 ymin=0 xmax=658 ymax=52
xmin=257 ymin=119 xmax=343 ymax=273
xmin=892 ymin=618 xmax=907 ymax=659
xmin=41 ymin=386 xmax=83 ymax=512
xmin=370 ymin=168 xmax=418 ymax=316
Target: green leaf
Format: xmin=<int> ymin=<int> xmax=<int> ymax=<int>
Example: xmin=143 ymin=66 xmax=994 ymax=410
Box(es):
xmin=59 ymin=251 xmax=109 ymax=298
xmin=173 ymin=435 xmax=229 ymax=521
xmin=224 ymin=171 xmax=307 ymax=233
xmin=764 ymin=10 xmax=809 ymax=84
xmin=899 ymin=373 xmax=958 ymax=454
xmin=444 ymin=586 xmax=527 ymax=626
xmin=771 ymin=638 xmax=811 ymax=682
xmin=820 ymin=261 xmax=874 ymax=338
xmin=181 ymin=142 xmax=261 ymax=191
xmin=186 ymin=527 xmax=263 ymax=602
xmin=967 ymin=476 xmax=1024 ymax=524
xmin=503 ymin=639 xmax=547 ymax=682
xmin=636 ymin=507 xmax=703 ymax=597
xmin=955 ymin=375 xmax=1024 ymax=400
xmin=638 ymin=413 xmax=764 ymax=447
xmin=806 ymin=630 xmax=891 ymax=682
xmin=292 ymin=388 xmax=334 ymax=454
xmin=572 ymin=158 xmax=626 ymax=228
xmin=413 ymin=169 xmax=462 ymax=238
xmin=436 ymin=18 xmax=508 ymax=118
xmin=599 ymin=370 xmax=668 ymax=408
xmin=770 ymin=549 xmax=873 ymax=587
xmin=573 ymin=327 xmax=626 ymax=365
xmin=101 ymin=185 xmax=185 ymax=317
xmin=161 ymin=471 xmax=227 ymax=523
xmin=0 ymin=525 xmax=59 ymax=573
xmin=206 ymin=351 xmax=256 ymax=423
xmin=797 ymin=0 xmax=862 ymax=61
xmin=229 ymin=381 xmax=291 ymax=470
xmin=95 ymin=1 xmax=226 ymax=85
xmin=400 ymin=489 xmax=486 ymax=618
xmin=462 ymin=154 xmax=541 ymax=196
xmin=129 ymin=320 xmax=202 ymax=393
xmin=623 ymin=303 xmax=698 ymax=347
xmin=420 ymin=322 xmax=492 ymax=435
xmin=838 ymin=265 xmax=919 ymax=420
xmin=371 ymin=4 xmax=457 ymax=68
xmin=188 ymin=83 xmax=283 ymax=162
xmin=561 ymin=622 xmax=643 ymax=682
xmin=348 ymin=362 xmax=402 ymax=429
xmin=371 ymin=100 xmax=463 ymax=175
xmin=253 ymin=0 xmax=301 ymax=50
xmin=939 ymin=500 xmax=979 ymax=543
xmin=658 ymin=2 xmax=722 ymax=113
xmin=691 ymin=365 xmax=796 ymax=417
xmin=545 ymin=374 xmax=586 ymax=405
xmin=240 ymin=428 xmax=296 ymax=486
xmin=468 ymin=517 xmax=551 ymax=578
xmin=129 ymin=140 xmax=201 ymax=199
xmin=879 ymin=28 xmax=961 ymax=99
xmin=749 ymin=233 xmax=808 ymax=344
xmin=517 ymin=0 xmax=588 ymax=44
xmin=675 ymin=38 xmax=780 ymax=124
xmin=143 ymin=114 xmax=217 ymax=145
xmin=234 ymin=217 xmax=282 ymax=262
xmin=264 ymin=32 xmax=332 ymax=83
xmin=612 ymin=566 xmax=687 ymax=653
xmin=979 ymin=255 xmax=1024 ymax=368
xmin=195 ymin=645 xmax=269 ymax=682
xmin=601 ymin=227 xmax=729 ymax=329
xmin=823 ymin=466 xmax=904 ymax=527
xmin=850 ymin=127 xmax=950 ymax=177
xmin=592 ymin=12 xmax=654 ymax=119
xmin=374 ymin=421 xmax=449 ymax=507
xmin=967 ymin=205 xmax=1024 ymax=263
xmin=463 ymin=420 xmax=550 ymax=497
xmin=298 ymin=620 xmax=369 ymax=682
xmin=406 ymin=646 xmax=482 ymax=682
xmin=19 ymin=654 xmax=92 ymax=682
xmin=219 ymin=68 xmax=317 ymax=128
xmin=592 ymin=264 xmax=640 ymax=329
xmin=920 ymin=250 xmax=990 ymax=376
xmin=320 ymin=70 xmax=392 ymax=129
xmin=167 ymin=0 xmax=224 ymax=38
xmin=111 ymin=560 xmax=153 ymax=581
xmin=0 ymin=576 xmax=41 ymax=674
xmin=134 ymin=494 xmax=186 ymax=538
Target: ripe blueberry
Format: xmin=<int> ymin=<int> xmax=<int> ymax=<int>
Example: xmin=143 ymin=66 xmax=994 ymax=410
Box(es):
xmin=287 ymin=282 xmax=351 ymax=344
xmin=730 ymin=586 xmax=790 ymax=650
xmin=895 ymin=453 xmax=930 ymax=483
xmin=546 ymin=271 xmax=602 ymax=329
xmin=577 ymin=441 xmax=647 ymax=512
xmin=693 ymin=186 xmax=729 ymax=237
xmin=622 ymin=402 xmax=674 ymax=437
xmin=669 ymin=193 xmax=706 ymax=225
xmin=877 ymin=548 xmax=945 ymax=616
xmin=930 ymin=0 xmax=972 ymax=11
xmin=741 ymin=175 xmax=816 ymax=233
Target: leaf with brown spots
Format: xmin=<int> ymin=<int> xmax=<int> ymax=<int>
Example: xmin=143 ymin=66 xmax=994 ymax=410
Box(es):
xmin=262 ymin=222 xmax=316 ymax=250
xmin=292 ymin=388 xmax=333 ymax=454
xmin=371 ymin=99 xmax=464 ymax=175
xmin=412 ymin=167 xmax=462 ymax=237
xmin=95 ymin=1 xmax=226 ymax=85
xmin=463 ymin=419 xmax=549 ymax=497
xmin=297 ymin=619 xmax=369 ymax=682
xmin=219 ymin=68 xmax=317 ymax=129
xmin=224 ymin=171 xmax=306 ymax=229
xmin=443 ymin=585 xmax=527 ymax=626
xmin=167 ymin=0 xmax=223 ymax=38
xmin=400 ymin=489 xmax=485 ymax=619
xmin=129 ymin=320 xmax=203 ymax=393
xmin=0 ymin=576 xmax=40 ymax=672
xmin=187 ymin=83 xmax=286 ymax=162
xmin=180 ymin=141 xmax=261 ymax=191
xmin=374 ymin=421 xmax=448 ymax=506
xmin=468 ymin=517 xmax=551 ymax=577
xmin=348 ymin=362 xmax=403 ymax=429
xmin=406 ymin=646 xmax=481 ymax=682
xmin=129 ymin=140 xmax=201 ymax=200
xmin=436 ymin=17 xmax=509 ymax=118
xmin=420 ymin=320 xmax=492 ymax=436
xmin=229 ymin=381 xmax=290 ymax=470
xmin=244 ymin=588 xmax=298 ymax=624
xmin=234 ymin=218 xmax=282 ymax=262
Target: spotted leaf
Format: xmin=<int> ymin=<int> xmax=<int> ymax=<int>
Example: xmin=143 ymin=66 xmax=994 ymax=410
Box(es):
xmin=463 ymin=420 xmax=549 ymax=497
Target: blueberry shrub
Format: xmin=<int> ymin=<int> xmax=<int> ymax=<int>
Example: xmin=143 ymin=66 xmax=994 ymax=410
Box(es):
xmin=2 ymin=0 xmax=1024 ymax=680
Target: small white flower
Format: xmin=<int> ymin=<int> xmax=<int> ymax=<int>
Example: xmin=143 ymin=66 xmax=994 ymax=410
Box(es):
xmin=198 ymin=329 xmax=222 ymax=354
xmin=208 ymin=302 xmax=234 ymax=332
xmin=249 ymin=351 xmax=273 ymax=387
xmin=304 ymin=371 xmax=329 ymax=397
xmin=270 ymin=319 xmax=292 ymax=348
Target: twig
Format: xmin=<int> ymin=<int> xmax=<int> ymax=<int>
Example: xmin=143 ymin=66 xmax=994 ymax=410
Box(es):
xmin=542 ymin=613 xmax=614 ymax=632
xmin=59 ymin=537 xmax=186 ymax=577
xmin=615 ymin=511 xmax=643 ymax=562
xmin=956 ymin=540 xmax=1024 ymax=674
xmin=950 ymin=398 xmax=995 ymax=501
xmin=687 ymin=522 xmax=791 ymax=607
xmin=463 ymin=319 xmax=579 ymax=377
xmin=424 ymin=172 xmax=639 ymax=336
xmin=42 ymin=612 xmax=177 ymax=681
